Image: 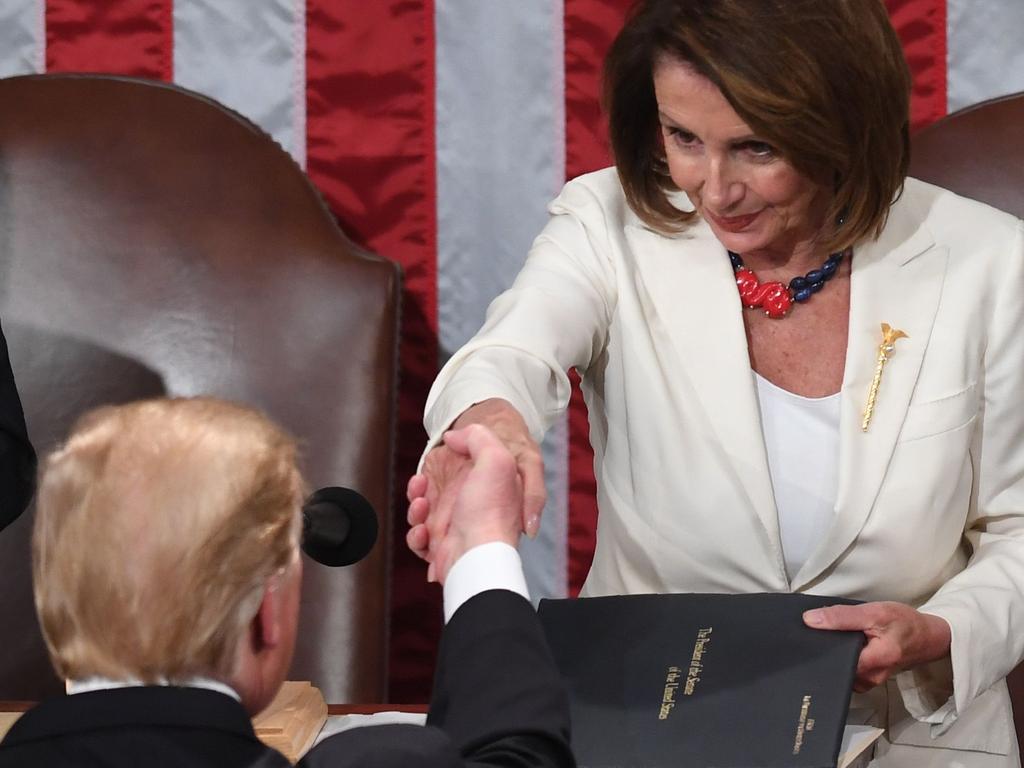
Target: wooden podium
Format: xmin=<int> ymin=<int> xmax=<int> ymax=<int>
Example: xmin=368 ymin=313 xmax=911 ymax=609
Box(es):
xmin=252 ymin=681 xmax=329 ymax=763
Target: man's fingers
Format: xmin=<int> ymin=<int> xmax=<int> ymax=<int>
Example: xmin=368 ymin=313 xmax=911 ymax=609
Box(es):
xmin=442 ymin=420 xmax=546 ymax=537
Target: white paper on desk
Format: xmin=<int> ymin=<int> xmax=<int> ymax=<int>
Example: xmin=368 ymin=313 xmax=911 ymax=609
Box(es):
xmin=313 ymin=711 xmax=427 ymax=746
xmin=839 ymin=724 xmax=885 ymax=768
xmin=313 ymin=713 xmax=881 ymax=766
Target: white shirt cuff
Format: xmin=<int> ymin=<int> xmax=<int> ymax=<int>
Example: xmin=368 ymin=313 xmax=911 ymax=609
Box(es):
xmin=442 ymin=541 xmax=530 ymax=623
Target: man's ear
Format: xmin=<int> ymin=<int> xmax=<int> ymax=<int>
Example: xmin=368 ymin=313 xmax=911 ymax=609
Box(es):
xmin=251 ymin=577 xmax=284 ymax=651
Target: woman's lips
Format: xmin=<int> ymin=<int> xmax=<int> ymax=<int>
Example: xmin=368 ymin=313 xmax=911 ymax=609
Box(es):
xmin=705 ymin=209 xmax=761 ymax=233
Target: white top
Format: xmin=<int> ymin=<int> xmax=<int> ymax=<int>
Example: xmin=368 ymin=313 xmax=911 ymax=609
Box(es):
xmin=755 ymin=373 xmax=841 ymax=580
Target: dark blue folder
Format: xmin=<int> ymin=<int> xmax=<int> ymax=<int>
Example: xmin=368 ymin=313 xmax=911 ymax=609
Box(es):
xmin=538 ymin=592 xmax=864 ymax=768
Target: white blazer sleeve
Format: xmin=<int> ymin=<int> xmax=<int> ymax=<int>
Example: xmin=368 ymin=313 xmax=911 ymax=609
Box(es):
xmin=423 ymin=175 xmax=619 ymax=454
xmin=910 ymin=219 xmax=1024 ymax=730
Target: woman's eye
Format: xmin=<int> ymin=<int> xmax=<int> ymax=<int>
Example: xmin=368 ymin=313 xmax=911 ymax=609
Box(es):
xmin=742 ymin=141 xmax=775 ymax=158
xmin=664 ymin=127 xmax=699 ymax=147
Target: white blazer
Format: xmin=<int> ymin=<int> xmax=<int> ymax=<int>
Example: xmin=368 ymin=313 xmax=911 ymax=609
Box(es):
xmin=425 ymin=168 xmax=1024 ymax=765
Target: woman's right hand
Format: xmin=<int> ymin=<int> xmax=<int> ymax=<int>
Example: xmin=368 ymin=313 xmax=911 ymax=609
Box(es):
xmin=407 ymin=398 xmax=545 ymax=571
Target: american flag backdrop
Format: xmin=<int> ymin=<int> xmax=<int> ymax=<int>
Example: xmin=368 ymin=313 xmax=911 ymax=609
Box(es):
xmin=1 ymin=0 xmax=1022 ymax=701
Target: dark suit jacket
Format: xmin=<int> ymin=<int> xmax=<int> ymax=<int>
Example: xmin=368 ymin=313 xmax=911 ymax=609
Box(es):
xmin=0 ymin=320 xmax=34 ymax=531
xmin=0 ymin=590 xmax=574 ymax=768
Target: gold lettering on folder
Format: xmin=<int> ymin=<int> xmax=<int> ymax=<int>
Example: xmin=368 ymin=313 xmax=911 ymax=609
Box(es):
xmin=685 ymin=628 xmax=712 ymax=696
xmin=657 ymin=628 xmax=714 ymax=720
xmin=792 ymin=695 xmax=813 ymax=755
xmin=659 ymin=666 xmax=682 ymax=720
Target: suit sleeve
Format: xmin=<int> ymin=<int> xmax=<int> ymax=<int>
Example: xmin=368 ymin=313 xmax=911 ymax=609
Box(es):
xmin=0 ymin=320 xmax=35 ymax=532
xmin=427 ymin=589 xmax=575 ymax=768
xmin=423 ymin=177 xmax=618 ymax=453
xmin=302 ymin=591 xmax=574 ymax=768
xmin=298 ymin=723 xmax=462 ymax=768
xmin=913 ymin=219 xmax=1024 ymax=727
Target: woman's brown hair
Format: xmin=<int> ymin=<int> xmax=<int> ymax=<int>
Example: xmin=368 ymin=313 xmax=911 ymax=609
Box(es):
xmin=605 ymin=0 xmax=911 ymax=252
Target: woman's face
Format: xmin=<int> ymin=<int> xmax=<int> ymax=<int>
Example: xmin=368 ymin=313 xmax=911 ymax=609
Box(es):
xmin=653 ymin=57 xmax=830 ymax=259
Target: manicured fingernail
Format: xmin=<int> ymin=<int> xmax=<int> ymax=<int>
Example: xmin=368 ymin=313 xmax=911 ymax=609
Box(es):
xmin=804 ymin=610 xmax=823 ymax=626
xmin=527 ymin=516 xmax=540 ymax=538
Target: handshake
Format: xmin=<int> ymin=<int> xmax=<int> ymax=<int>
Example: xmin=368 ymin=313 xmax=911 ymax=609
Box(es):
xmin=405 ymin=424 xmax=527 ymax=585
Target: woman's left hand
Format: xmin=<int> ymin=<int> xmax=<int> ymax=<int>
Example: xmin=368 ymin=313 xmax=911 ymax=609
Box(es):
xmin=803 ymin=601 xmax=952 ymax=692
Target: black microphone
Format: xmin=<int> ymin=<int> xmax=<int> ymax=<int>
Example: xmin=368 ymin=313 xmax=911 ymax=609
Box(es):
xmin=301 ymin=486 xmax=379 ymax=567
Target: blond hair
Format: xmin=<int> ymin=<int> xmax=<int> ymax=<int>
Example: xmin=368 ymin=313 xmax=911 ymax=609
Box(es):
xmin=33 ymin=397 xmax=304 ymax=683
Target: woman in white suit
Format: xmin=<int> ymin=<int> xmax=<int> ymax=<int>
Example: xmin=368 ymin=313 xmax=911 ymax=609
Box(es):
xmin=407 ymin=1 xmax=1024 ymax=764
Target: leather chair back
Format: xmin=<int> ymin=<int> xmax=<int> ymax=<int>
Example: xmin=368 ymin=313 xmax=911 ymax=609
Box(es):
xmin=0 ymin=74 xmax=400 ymax=703
xmin=909 ymin=92 xmax=1024 ymax=218
xmin=909 ymin=90 xmax=1024 ymax=745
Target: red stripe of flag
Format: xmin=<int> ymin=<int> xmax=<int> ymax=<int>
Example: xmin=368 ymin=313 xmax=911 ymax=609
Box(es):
xmin=564 ymin=0 xmax=632 ymax=181
xmin=305 ymin=0 xmax=440 ymax=703
xmin=46 ymin=0 xmax=172 ymax=79
xmin=885 ymin=0 xmax=948 ymax=130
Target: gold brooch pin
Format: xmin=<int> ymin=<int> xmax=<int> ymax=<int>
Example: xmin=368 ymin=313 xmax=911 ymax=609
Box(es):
xmin=861 ymin=323 xmax=908 ymax=432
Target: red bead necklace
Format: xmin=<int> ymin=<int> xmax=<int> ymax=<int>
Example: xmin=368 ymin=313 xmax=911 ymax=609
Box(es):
xmin=728 ymin=249 xmax=848 ymax=319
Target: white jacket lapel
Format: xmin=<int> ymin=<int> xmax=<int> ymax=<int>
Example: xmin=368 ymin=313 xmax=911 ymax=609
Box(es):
xmin=793 ymin=212 xmax=945 ymax=590
xmin=626 ymin=220 xmax=783 ymax=562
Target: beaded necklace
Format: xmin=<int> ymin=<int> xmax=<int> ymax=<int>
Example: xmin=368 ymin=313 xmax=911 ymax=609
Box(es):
xmin=728 ymin=249 xmax=848 ymax=319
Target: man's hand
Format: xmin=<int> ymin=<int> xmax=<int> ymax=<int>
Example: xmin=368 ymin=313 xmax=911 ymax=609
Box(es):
xmin=407 ymin=423 xmax=524 ymax=584
xmin=803 ymin=601 xmax=952 ymax=691
xmin=450 ymin=400 xmax=546 ymax=536
xmin=408 ymin=399 xmax=545 ymax=569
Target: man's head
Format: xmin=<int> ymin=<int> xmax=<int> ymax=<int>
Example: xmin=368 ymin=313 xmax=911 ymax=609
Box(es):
xmin=33 ymin=397 xmax=305 ymax=714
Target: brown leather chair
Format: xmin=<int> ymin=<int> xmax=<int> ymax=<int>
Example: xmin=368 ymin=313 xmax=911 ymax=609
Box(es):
xmin=909 ymin=92 xmax=1024 ymax=218
xmin=909 ymin=90 xmax=1024 ymax=746
xmin=0 ymin=74 xmax=401 ymax=703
